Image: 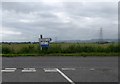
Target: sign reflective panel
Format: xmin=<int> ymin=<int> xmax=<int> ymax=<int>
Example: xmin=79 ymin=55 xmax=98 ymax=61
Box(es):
xmin=40 ymin=38 xmax=51 ymax=41
xmin=41 ymin=42 xmax=49 ymax=47
xmin=41 ymin=42 xmax=48 ymax=45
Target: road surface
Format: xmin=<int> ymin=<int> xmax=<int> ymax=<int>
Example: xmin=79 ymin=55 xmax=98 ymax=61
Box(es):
xmin=1 ymin=56 xmax=118 ymax=84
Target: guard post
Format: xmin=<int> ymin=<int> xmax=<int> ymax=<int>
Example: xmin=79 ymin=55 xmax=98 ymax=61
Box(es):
xmin=39 ymin=35 xmax=52 ymax=50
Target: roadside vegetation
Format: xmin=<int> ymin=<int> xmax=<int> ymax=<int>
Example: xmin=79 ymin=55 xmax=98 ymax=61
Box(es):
xmin=1 ymin=43 xmax=119 ymax=57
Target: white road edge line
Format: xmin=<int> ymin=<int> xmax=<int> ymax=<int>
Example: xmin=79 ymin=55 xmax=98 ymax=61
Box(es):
xmin=56 ymin=68 xmax=75 ymax=84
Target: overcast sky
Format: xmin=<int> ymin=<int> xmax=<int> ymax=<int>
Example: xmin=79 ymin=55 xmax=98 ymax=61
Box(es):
xmin=1 ymin=0 xmax=118 ymax=42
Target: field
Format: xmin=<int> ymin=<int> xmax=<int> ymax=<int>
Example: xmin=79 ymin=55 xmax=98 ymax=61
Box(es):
xmin=1 ymin=43 xmax=119 ymax=57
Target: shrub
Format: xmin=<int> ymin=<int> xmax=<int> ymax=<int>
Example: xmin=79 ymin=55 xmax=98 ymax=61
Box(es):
xmin=46 ymin=45 xmax=62 ymax=54
xmin=18 ymin=45 xmax=36 ymax=54
xmin=2 ymin=43 xmax=119 ymax=55
xmin=2 ymin=46 xmax=12 ymax=54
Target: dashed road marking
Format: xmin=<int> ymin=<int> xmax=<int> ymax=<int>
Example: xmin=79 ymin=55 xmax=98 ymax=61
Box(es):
xmin=22 ymin=70 xmax=36 ymax=72
xmin=5 ymin=68 xmax=17 ymax=70
xmin=90 ymin=68 xmax=95 ymax=71
xmin=1 ymin=70 xmax=16 ymax=73
xmin=1 ymin=67 xmax=76 ymax=73
xmin=1 ymin=68 xmax=16 ymax=72
xmin=23 ymin=68 xmax=35 ymax=70
xmin=62 ymin=68 xmax=76 ymax=71
xmin=43 ymin=68 xmax=58 ymax=72
xmin=22 ymin=68 xmax=36 ymax=72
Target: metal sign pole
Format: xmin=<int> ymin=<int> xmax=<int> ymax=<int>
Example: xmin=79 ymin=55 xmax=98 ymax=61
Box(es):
xmin=39 ymin=35 xmax=43 ymax=50
xmin=40 ymin=35 xmax=42 ymax=50
xmin=41 ymin=47 xmax=42 ymax=51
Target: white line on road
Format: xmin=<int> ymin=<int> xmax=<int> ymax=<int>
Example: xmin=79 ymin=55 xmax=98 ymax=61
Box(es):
xmin=44 ymin=68 xmax=58 ymax=73
xmin=90 ymin=68 xmax=95 ymax=71
xmin=23 ymin=68 xmax=35 ymax=70
xmin=62 ymin=68 xmax=76 ymax=71
xmin=22 ymin=68 xmax=36 ymax=72
xmin=1 ymin=68 xmax=17 ymax=72
xmin=22 ymin=70 xmax=36 ymax=72
xmin=1 ymin=70 xmax=16 ymax=72
xmin=5 ymin=68 xmax=17 ymax=70
xmin=56 ymin=68 xmax=75 ymax=84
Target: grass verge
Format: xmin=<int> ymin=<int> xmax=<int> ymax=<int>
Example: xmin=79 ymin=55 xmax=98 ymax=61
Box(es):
xmin=1 ymin=43 xmax=119 ymax=57
xmin=1 ymin=52 xmax=119 ymax=57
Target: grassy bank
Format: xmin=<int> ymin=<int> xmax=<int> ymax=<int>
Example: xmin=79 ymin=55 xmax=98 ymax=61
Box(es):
xmin=1 ymin=43 xmax=119 ymax=57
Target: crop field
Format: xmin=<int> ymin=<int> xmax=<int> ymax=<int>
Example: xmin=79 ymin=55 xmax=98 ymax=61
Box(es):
xmin=1 ymin=43 xmax=119 ymax=57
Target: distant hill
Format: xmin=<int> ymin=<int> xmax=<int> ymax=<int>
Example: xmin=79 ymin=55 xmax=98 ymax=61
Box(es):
xmin=1 ymin=39 xmax=118 ymax=44
xmin=55 ymin=39 xmax=118 ymax=43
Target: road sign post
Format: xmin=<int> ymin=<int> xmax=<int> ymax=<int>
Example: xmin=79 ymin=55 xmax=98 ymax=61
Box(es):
xmin=39 ymin=35 xmax=52 ymax=50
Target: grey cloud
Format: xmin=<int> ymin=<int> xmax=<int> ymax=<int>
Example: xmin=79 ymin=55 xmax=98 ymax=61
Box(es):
xmin=2 ymin=2 xmax=62 ymax=13
xmin=63 ymin=2 xmax=117 ymax=19
xmin=2 ymin=2 xmax=45 ymax=13
xmin=2 ymin=2 xmax=118 ymax=41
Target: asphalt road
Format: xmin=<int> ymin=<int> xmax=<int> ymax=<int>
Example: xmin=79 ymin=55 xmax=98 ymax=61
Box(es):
xmin=1 ymin=56 xmax=118 ymax=83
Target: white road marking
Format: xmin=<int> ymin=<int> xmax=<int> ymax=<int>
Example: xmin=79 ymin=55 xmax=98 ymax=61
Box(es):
xmin=22 ymin=70 xmax=36 ymax=72
xmin=1 ymin=68 xmax=17 ymax=72
xmin=22 ymin=68 xmax=36 ymax=72
xmin=44 ymin=68 xmax=58 ymax=72
xmin=1 ymin=70 xmax=16 ymax=72
xmin=5 ymin=68 xmax=17 ymax=70
xmin=56 ymin=68 xmax=75 ymax=84
xmin=62 ymin=68 xmax=76 ymax=71
xmin=90 ymin=68 xmax=95 ymax=71
xmin=23 ymin=68 xmax=35 ymax=70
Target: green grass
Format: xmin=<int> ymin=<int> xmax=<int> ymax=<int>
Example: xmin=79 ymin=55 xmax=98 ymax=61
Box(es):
xmin=0 ymin=44 xmax=2 ymax=54
xmin=1 ymin=43 xmax=119 ymax=57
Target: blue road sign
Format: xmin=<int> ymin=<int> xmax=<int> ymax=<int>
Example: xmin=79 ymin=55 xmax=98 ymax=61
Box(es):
xmin=41 ymin=42 xmax=49 ymax=47
xmin=41 ymin=44 xmax=49 ymax=47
